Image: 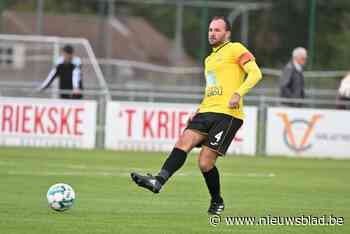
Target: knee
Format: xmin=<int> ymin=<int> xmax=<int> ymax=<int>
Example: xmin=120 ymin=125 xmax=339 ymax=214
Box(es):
xmin=198 ymin=158 xmax=214 ymax=172
xmin=175 ymin=137 xmax=193 ymax=153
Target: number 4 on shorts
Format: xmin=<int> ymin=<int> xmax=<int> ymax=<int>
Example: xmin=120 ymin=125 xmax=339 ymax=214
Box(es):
xmin=214 ymin=131 xmax=223 ymax=143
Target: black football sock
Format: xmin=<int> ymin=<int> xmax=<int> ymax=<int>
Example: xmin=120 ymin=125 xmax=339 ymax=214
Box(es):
xmin=202 ymin=166 xmax=223 ymax=203
xmin=155 ymin=148 xmax=187 ymax=185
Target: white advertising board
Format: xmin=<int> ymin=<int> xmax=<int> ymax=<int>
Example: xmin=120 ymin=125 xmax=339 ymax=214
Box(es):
xmin=105 ymin=101 xmax=257 ymax=155
xmin=266 ymin=107 xmax=350 ymax=158
xmin=0 ymin=98 xmax=96 ymax=149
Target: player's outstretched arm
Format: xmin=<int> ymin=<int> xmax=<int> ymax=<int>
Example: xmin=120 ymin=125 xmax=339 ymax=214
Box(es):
xmin=37 ymin=67 xmax=58 ymax=92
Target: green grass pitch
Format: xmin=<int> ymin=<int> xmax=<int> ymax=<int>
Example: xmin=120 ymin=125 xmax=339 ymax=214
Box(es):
xmin=0 ymin=147 xmax=349 ymax=234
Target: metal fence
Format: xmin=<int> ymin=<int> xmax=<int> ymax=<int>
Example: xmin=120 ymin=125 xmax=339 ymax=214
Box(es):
xmin=1 ymin=87 xmax=350 ymax=154
xmin=1 ymin=53 xmax=347 ymax=101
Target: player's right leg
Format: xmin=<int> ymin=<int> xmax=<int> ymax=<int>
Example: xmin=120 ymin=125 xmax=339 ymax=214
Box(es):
xmin=198 ymin=146 xmax=224 ymax=215
xmin=130 ymin=129 xmax=206 ymax=193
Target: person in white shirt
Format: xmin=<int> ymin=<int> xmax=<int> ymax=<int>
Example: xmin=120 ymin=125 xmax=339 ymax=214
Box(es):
xmin=336 ymin=73 xmax=350 ymax=109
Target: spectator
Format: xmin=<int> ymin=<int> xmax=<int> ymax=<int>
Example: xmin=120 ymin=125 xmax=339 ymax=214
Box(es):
xmin=38 ymin=44 xmax=83 ymax=99
xmin=336 ymin=73 xmax=350 ymax=109
xmin=279 ymin=47 xmax=307 ymax=107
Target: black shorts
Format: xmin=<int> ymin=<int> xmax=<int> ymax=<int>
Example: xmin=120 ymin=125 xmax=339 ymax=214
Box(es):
xmin=186 ymin=112 xmax=243 ymax=156
xmin=60 ymin=93 xmax=83 ymax=99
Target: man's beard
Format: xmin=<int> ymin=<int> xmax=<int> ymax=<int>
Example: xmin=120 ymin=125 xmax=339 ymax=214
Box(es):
xmin=209 ymin=37 xmax=227 ymax=47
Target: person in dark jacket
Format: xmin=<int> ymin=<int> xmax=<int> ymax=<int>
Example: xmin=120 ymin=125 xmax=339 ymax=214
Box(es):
xmin=39 ymin=44 xmax=83 ymax=99
xmin=279 ymin=47 xmax=307 ymax=107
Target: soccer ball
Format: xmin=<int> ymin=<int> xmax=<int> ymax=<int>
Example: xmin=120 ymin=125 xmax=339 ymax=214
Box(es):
xmin=47 ymin=183 xmax=75 ymax=212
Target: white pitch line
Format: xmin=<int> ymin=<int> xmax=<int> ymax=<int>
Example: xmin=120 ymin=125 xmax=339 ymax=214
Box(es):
xmin=178 ymin=172 xmax=275 ymax=177
xmin=0 ymin=160 xmax=148 ymax=172
xmin=0 ymin=161 xmax=276 ymax=178
xmin=4 ymin=170 xmax=275 ymax=178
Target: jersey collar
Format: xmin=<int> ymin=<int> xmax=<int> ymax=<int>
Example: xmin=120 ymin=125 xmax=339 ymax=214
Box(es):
xmin=212 ymin=41 xmax=230 ymax=53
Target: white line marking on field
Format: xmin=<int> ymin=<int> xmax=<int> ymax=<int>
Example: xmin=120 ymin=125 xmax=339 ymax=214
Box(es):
xmin=0 ymin=160 xmax=148 ymax=172
xmin=0 ymin=161 xmax=275 ymax=178
xmin=4 ymin=170 xmax=275 ymax=178
xmin=178 ymin=172 xmax=275 ymax=177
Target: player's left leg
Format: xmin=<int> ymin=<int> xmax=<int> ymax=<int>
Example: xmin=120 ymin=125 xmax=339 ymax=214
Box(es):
xmin=200 ymin=114 xmax=243 ymax=214
xmin=198 ymin=146 xmax=224 ymax=215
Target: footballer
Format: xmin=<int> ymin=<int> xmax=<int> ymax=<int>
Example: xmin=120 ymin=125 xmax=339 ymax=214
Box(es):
xmin=131 ymin=16 xmax=262 ymax=215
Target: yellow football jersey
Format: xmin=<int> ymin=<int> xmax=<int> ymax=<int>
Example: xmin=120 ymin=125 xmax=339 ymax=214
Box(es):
xmin=198 ymin=42 xmax=262 ymax=120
